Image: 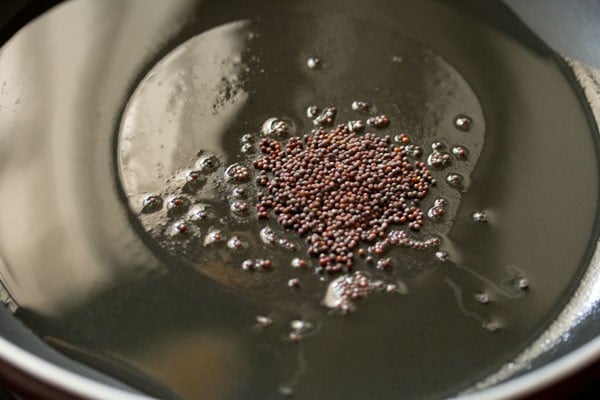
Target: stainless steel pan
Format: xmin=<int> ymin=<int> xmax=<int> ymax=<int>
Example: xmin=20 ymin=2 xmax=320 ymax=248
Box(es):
xmin=0 ymin=1 xmax=598 ymax=398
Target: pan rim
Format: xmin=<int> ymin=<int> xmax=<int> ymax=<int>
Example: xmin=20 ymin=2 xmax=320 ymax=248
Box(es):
xmin=0 ymin=1 xmax=598 ymax=399
xmin=0 ymin=334 xmax=153 ymax=400
xmin=0 ymin=329 xmax=598 ymax=400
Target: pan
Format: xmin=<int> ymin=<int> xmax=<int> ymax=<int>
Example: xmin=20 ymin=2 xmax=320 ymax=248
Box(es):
xmin=0 ymin=0 xmax=599 ymax=399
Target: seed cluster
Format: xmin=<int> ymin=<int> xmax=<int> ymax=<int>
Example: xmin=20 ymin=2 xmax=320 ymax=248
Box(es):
xmin=366 ymin=115 xmax=391 ymax=128
xmin=241 ymin=258 xmax=273 ymax=271
xmin=335 ymin=272 xmax=372 ymax=301
xmin=347 ymin=120 xmax=366 ymax=133
xmin=225 ymin=164 xmax=251 ymax=182
xmin=313 ymin=107 xmax=338 ymax=127
xmin=252 ymin=122 xmax=436 ymax=273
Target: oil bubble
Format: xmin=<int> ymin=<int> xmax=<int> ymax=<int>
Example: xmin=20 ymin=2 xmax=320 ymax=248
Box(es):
xmin=186 ymin=170 xmax=204 ymax=183
xmin=306 ymin=57 xmax=322 ymax=70
xmin=471 ymin=211 xmax=487 ymax=223
xmin=182 ymin=170 xmax=207 ymax=193
xmin=256 ymin=258 xmax=273 ymax=271
xmin=187 ymin=205 xmax=212 ymax=224
xmin=366 ymin=114 xmax=391 ymax=128
xmin=446 ymin=173 xmax=463 ymax=187
xmin=232 ymin=187 xmax=247 ymax=199
xmin=347 ymin=120 xmax=365 ymax=133
xmin=277 ymin=238 xmax=297 ymax=251
xmin=241 ymin=143 xmax=255 ymax=154
xmin=431 ymin=141 xmax=445 ymax=150
xmin=291 ymin=258 xmax=307 ymax=269
xmin=351 ymin=100 xmax=371 ymax=113
xmin=195 ymin=153 xmax=220 ymax=172
xmin=475 ymin=292 xmax=490 ymax=304
xmin=428 ymin=206 xmax=446 ymax=222
xmin=262 ymin=117 xmax=293 ymax=137
xmin=290 ymin=319 xmax=314 ymax=335
xmin=386 ymin=283 xmax=399 ymax=293
xmin=241 ymin=259 xmax=254 ymax=271
xmin=454 ymin=115 xmax=472 ymax=131
xmin=387 ymin=230 xmax=441 ymax=250
xmin=427 ymin=151 xmax=453 ymax=169
xmin=288 ymin=278 xmax=301 ymax=289
xmin=394 ymin=133 xmax=411 ymax=144
xmin=323 ymin=272 xmax=375 ymax=311
xmin=241 ymin=133 xmax=255 ymax=144
xmin=225 ymin=163 xmax=250 ymax=182
xmin=434 ymin=198 xmax=448 ymax=207
xmin=306 ymin=105 xmax=320 ymax=119
xmin=377 ymin=257 xmax=392 ymax=270
xmin=204 ymin=229 xmax=224 ymax=245
xmin=288 ymin=332 xmax=301 ymax=343
xmin=255 ymin=315 xmax=273 ymax=327
xmin=484 ymin=321 xmax=500 ymax=333
xmin=435 ymin=250 xmax=449 ymax=262
xmin=405 ymin=144 xmax=423 ymax=158
xmin=452 ymin=145 xmax=468 ymax=160
xmin=517 ymin=278 xmax=529 ymax=290
xmin=166 ymin=220 xmax=192 ymax=237
xmin=166 ymin=196 xmax=190 ymax=216
xmin=227 ymin=235 xmax=247 ymax=250
xmin=141 ymin=195 xmax=163 ymax=213
xmin=260 ymin=226 xmax=276 ymax=244
xmin=230 ymin=200 xmax=249 ymax=214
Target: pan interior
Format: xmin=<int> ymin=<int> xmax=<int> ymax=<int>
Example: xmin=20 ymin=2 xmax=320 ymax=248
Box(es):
xmin=118 ymin=16 xmax=486 ymax=310
xmin=0 ymin=1 xmax=598 ymax=399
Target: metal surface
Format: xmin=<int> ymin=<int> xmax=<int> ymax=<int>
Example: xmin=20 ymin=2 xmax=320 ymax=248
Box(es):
xmin=504 ymin=0 xmax=600 ymax=70
xmin=0 ymin=0 xmax=599 ymax=399
xmin=467 ymin=59 xmax=600 ymax=394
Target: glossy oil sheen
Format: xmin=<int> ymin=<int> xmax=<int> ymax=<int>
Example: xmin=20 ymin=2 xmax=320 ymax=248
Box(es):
xmin=0 ymin=1 xmax=598 ymax=400
xmin=118 ymin=15 xmax=485 ymax=305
